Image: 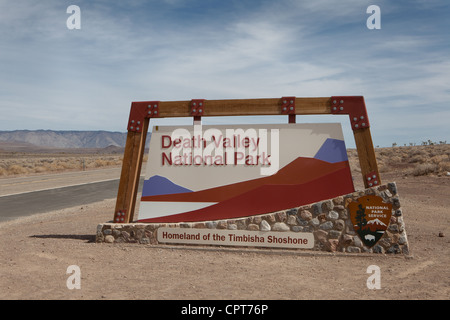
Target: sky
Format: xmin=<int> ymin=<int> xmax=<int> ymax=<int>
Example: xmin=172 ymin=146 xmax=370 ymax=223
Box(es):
xmin=0 ymin=0 xmax=449 ymax=147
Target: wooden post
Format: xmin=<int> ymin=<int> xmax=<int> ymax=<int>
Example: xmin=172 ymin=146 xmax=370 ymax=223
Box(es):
xmin=113 ymin=118 xmax=149 ymax=223
xmin=113 ymin=96 xmax=380 ymax=222
xmin=353 ymin=127 xmax=381 ymax=188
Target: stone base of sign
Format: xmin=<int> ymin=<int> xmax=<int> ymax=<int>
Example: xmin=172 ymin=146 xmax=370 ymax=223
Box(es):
xmin=96 ymin=182 xmax=410 ymax=255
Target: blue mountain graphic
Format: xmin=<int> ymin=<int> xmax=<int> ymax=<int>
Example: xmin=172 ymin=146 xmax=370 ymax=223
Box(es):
xmin=142 ymin=175 xmax=193 ymax=197
xmin=314 ymin=138 xmax=348 ymax=163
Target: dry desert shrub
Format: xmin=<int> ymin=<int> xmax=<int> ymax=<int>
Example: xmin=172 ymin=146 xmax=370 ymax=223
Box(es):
xmin=430 ymin=154 xmax=448 ymax=164
xmin=411 ymin=163 xmax=438 ymax=176
xmin=438 ymin=161 xmax=450 ymax=172
xmin=348 ymin=144 xmax=450 ymax=176
xmin=8 ymin=164 xmax=29 ymax=175
xmin=397 ymin=145 xmax=449 ymax=176
xmin=89 ymin=158 xmax=121 ymax=168
xmin=33 ymin=166 xmax=47 ymax=173
xmin=409 ymin=154 xmax=426 ymax=163
xmin=0 ymin=153 xmax=124 ymax=177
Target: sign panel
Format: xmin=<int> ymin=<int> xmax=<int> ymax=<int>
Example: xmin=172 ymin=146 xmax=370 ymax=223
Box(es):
xmin=138 ymin=123 xmax=354 ymax=223
xmin=348 ymin=195 xmax=392 ymax=247
xmin=157 ymin=227 xmax=315 ymax=249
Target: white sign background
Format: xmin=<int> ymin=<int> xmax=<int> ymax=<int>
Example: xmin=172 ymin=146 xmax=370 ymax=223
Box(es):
xmin=144 ymin=123 xmax=345 ymax=191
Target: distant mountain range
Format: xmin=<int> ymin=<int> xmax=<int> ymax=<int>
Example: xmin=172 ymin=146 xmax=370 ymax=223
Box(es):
xmin=0 ymin=130 xmax=139 ymax=149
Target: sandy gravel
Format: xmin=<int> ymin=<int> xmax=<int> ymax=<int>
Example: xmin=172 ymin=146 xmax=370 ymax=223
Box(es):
xmin=0 ymin=172 xmax=449 ymax=300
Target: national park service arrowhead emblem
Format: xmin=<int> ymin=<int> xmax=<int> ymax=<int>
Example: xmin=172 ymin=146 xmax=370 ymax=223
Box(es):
xmin=348 ymin=195 xmax=392 ymax=248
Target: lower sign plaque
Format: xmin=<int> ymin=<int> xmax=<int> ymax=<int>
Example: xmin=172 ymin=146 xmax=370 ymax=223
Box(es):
xmin=157 ymin=227 xmax=314 ymax=249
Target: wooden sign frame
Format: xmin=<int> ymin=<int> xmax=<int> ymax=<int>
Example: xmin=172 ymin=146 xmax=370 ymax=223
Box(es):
xmin=113 ymin=96 xmax=380 ymax=223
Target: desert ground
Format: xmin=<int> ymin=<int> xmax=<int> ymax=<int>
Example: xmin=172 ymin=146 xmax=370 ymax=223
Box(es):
xmin=0 ymin=144 xmax=449 ymax=300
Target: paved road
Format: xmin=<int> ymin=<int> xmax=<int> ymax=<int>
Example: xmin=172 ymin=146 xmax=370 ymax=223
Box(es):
xmin=0 ymin=169 xmax=144 ymax=223
xmin=0 ymin=168 xmax=122 ymax=197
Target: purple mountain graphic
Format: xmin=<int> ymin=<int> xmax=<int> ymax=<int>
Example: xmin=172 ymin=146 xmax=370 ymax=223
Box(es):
xmin=314 ymin=138 xmax=348 ymax=163
xmin=142 ymin=175 xmax=193 ymax=197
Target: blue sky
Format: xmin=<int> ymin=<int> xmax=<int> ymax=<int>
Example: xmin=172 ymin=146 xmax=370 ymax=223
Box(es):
xmin=0 ymin=0 xmax=449 ymax=147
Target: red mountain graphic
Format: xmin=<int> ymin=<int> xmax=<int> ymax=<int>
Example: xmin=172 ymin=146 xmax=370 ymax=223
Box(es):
xmin=142 ymin=157 xmax=352 ymax=203
xmin=139 ymin=157 xmax=354 ymax=223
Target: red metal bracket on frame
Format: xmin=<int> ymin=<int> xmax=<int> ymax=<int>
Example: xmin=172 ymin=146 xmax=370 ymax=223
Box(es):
xmin=127 ymin=101 xmax=160 ymax=132
xmin=365 ymin=171 xmax=380 ymax=187
xmin=330 ymin=96 xmax=370 ymax=130
xmin=281 ymin=96 xmax=296 ymax=115
xmin=114 ymin=210 xmax=127 ymax=223
xmin=146 ymin=102 xmax=160 ymax=118
xmin=190 ymin=99 xmax=205 ymax=117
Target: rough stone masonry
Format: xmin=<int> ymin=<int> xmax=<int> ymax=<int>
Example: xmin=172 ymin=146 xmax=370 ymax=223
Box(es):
xmin=96 ymin=182 xmax=410 ymax=255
